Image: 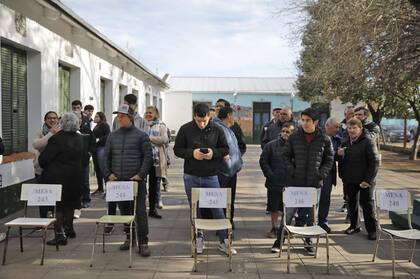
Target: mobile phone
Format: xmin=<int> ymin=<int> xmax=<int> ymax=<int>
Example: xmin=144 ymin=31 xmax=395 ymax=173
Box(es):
xmin=199 ymin=148 xmax=209 ymax=154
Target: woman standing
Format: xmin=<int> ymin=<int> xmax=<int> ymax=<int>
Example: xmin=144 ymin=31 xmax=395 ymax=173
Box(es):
xmin=39 ymin=113 xmax=85 ymax=245
xmin=33 ymin=111 xmax=61 ymax=218
xmin=338 ymin=118 xmax=380 ymax=240
xmin=144 ymin=106 xmax=168 ymax=219
xmin=92 ymin=112 xmax=110 ymax=194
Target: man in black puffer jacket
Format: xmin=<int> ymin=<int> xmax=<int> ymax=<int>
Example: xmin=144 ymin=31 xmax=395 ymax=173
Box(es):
xmin=260 ymin=122 xmax=295 ymax=253
xmin=103 ymin=104 xmax=153 ymax=257
xmin=282 ymin=107 xmax=334 ymax=255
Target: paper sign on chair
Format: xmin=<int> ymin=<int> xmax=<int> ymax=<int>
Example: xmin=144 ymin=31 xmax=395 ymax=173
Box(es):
xmin=199 ymin=188 xmax=227 ymax=208
xmin=284 ymin=187 xmax=316 ymax=208
xmin=379 ymin=190 xmax=409 ymax=211
xmin=106 ymin=181 xmax=134 ymax=202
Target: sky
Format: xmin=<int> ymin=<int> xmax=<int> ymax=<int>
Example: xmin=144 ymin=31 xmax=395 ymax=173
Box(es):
xmin=61 ymin=0 xmax=303 ymax=78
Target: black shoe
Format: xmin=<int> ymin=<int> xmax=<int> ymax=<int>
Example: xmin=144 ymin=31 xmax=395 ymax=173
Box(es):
xmin=303 ymin=238 xmax=315 ymax=256
xmin=139 ymin=244 xmax=151 ymax=257
xmin=104 ymin=225 xmax=114 ymax=234
xmin=319 ymin=223 xmax=331 ymax=234
xmin=119 ymin=237 xmax=136 ymax=250
xmin=65 ymin=230 xmax=76 ymax=239
xmin=368 ymin=232 xmax=377 ymax=240
xmin=149 ymin=210 xmax=162 ymax=219
xmin=271 ymin=240 xmax=281 ymax=253
xmin=345 ymin=227 xmax=361 ymax=235
xmin=47 ymin=236 xmax=67 ymax=246
xmin=92 ymin=189 xmax=104 ymax=196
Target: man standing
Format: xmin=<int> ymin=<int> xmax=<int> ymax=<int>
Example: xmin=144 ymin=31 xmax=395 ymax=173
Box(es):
xmin=260 ymin=108 xmax=282 ymax=149
xmin=214 ymin=107 xmax=243 ymax=229
xmin=261 ymin=108 xmax=295 ymax=148
xmin=281 ymin=107 xmax=334 ymax=255
xmin=338 ymin=106 xmax=354 ymax=139
xmin=174 ymin=103 xmax=236 ymax=255
xmin=354 ymin=107 xmax=380 ymax=141
xmin=113 ymin=94 xmax=148 ymax=132
xmin=103 ymin=104 xmax=153 ymax=257
xmin=83 ymin=104 xmax=95 ymax=130
xmin=318 ymin=118 xmax=341 ymax=233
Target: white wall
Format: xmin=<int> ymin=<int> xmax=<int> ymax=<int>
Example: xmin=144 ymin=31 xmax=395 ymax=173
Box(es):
xmin=164 ymin=91 xmax=192 ymax=134
xmin=0 ymin=1 xmax=164 ymax=151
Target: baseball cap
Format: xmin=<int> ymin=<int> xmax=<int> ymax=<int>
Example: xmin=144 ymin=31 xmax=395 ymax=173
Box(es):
xmin=113 ymin=104 xmax=134 ymax=116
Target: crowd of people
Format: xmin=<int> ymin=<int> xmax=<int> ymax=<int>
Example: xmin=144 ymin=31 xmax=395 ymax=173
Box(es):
xmin=0 ymin=97 xmax=382 ymax=259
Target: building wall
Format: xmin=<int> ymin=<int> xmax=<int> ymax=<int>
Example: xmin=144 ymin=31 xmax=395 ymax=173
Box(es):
xmin=164 ymin=92 xmax=193 ymax=134
xmin=0 ymin=2 xmax=163 ymax=151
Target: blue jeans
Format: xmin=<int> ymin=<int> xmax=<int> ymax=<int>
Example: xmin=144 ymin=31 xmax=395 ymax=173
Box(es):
xmin=318 ymin=174 xmax=333 ymax=225
xmin=183 ymin=174 xmax=227 ymax=242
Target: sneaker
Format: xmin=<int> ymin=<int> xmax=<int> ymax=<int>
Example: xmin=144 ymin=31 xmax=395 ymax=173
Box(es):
xmin=319 ymin=223 xmax=331 ymax=234
xmin=218 ymin=239 xmax=237 ymax=255
xmin=65 ymin=230 xmax=76 ymax=239
xmin=139 ymin=244 xmax=151 ymax=257
xmin=344 ymin=227 xmax=361 ymax=235
xmin=46 ymin=235 xmax=67 ymax=246
xmin=157 ymin=200 xmax=164 ymax=209
xmin=149 ymin=210 xmax=162 ymax=219
xmin=340 ymin=203 xmax=347 ymax=213
xmin=82 ymin=201 xmax=91 ymax=208
xmin=119 ymin=237 xmax=136 ymax=251
xmin=303 ymin=238 xmax=315 ymax=256
xmin=266 ymin=227 xmax=277 ymax=239
xmin=73 ymin=209 xmax=82 ymax=219
xmin=196 ymin=237 xmax=205 ymax=254
xmin=271 ymin=240 xmax=281 ymax=253
xmin=92 ymin=189 xmax=104 ymax=196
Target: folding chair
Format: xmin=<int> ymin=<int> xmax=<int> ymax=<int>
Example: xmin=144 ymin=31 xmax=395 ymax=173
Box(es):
xmin=191 ymin=187 xmax=233 ymax=272
xmin=372 ymin=189 xmax=420 ymax=278
xmin=278 ymin=187 xmax=329 ymax=274
xmin=2 ymin=183 xmax=61 ymax=265
xmin=90 ymin=181 xmax=137 ymax=268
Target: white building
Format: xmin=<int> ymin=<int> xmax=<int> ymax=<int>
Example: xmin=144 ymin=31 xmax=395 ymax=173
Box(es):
xmin=164 ymin=76 xmax=311 ymax=143
xmin=0 ymin=0 xmax=168 ymax=155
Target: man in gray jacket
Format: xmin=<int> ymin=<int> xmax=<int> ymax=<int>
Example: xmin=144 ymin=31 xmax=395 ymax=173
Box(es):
xmin=104 ymin=104 xmax=153 ymax=257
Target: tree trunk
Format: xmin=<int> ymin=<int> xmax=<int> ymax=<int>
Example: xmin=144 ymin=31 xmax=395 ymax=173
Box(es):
xmin=409 ymin=123 xmax=419 ymax=160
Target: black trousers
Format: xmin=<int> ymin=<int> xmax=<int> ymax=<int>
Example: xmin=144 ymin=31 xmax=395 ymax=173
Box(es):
xmin=54 ymin=207 xmax=74 ymax=236
xmin=148 ymin=168 xmax=158 ymax=212
xmin=118 ymin=181 xmax=149 ymax=244
xmin=92 ymin=150 xmax=104 ymax=191
xmin=218 ymin=173 xmax=237 ymax=221
xmin=347 ymin=183 xmax=377 ymax=233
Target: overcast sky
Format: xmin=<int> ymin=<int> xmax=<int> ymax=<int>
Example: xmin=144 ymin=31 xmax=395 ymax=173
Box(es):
xmin=62 ymin=0 xmax=302 ymax=78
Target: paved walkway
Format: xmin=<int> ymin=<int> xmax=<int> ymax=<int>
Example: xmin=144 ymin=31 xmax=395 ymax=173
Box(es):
xmin=0 ymin=145 xmax=419 ymax=278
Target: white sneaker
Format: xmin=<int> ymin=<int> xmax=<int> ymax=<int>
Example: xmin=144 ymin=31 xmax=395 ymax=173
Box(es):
xmin=218 ymin=239 xmax=237 ymax=255
xmin=196 ymin=237 xmax=205 ymax=254
xmin=73 ymin=209 xmax=82 ymax=219
xmin=157 ymin=200 xmax=164 ymax=209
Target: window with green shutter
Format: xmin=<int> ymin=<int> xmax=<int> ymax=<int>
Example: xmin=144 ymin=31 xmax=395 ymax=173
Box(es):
xmin=58 ymin=64 xmax=70 ymax=116
xmin=1 ymin=44 xmax=28 ymax=155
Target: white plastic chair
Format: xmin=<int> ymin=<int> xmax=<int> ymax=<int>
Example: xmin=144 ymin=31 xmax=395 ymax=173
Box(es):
xmin=2 ymin=183 xmax=61 ymax=265
xmin=372 ymin=189 xmax=420 ymax=278
xmin=90 ymin=181 xmax=137 ymax=268
xmin=191 ymin=187 xmax=233 ymax=272
xmin=279 ymin=187 xmax=329 ymax=274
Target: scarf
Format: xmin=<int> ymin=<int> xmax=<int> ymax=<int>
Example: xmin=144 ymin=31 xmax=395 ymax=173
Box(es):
xmin=148 ymin=120 xmax=163 ymax=167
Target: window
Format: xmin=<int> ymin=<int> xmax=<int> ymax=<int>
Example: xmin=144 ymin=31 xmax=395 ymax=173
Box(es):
xmin=1 ymin=44 xmax=28 ymax=154
xmin=58 ymin=64 xmax=70 ymax=115
xmin=145 ymin=93 xmax=150 ymax=108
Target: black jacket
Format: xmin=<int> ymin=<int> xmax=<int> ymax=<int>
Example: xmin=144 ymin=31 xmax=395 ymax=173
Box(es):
xmin=103 ymin=124 xmax=153 ymax=181
xmin=339 ymin=132 xmax=380 ymax=186
xmin=285 ymin=128 xmax=334 ymax=188
xmin=39 ymin=131 xmax=85 ymax=206
xmin=260 ymin=119 xmax=274 ymax=149
xmin=259 ymin=138 xmax=288 ymax=192
xmin=261 ymin=121 xmax=283 ymax=149
xmin=174 ymin=120 xmax=229 ymax=177
xmin=363 ymin=120 xmax=380 ymax=142
xmin=231 ymin=122 xmax=246 ymax=156
xmin=93 ymin=122 xmax=111 ymax=147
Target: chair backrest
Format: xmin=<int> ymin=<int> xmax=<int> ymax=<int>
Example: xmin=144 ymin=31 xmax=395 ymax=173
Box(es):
xmin=375 ymin=189 xmax=411 ymax=229
xmin=105 ymin=181 xmax=137 ymax=202
xmin=191 ymin=187 xmax=232 ymax=220
xmin=283 ymin=187 xmax=317 ymax=208
xmin=21 ymin=184 xmax=62 ymax=206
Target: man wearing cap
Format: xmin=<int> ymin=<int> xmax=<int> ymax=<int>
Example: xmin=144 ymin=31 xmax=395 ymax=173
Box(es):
xmin=112 ymin=94 xmax=148 ymax=132
xmin=103 ymin=104 xmax=153 ymax=257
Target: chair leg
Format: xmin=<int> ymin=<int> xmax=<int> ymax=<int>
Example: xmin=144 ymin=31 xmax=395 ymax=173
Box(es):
xmin=326 ymin=234 xmax=330 ymax=274
xmin=190 ymin=225 xmax=194 ymax=257
xmin=2 ymin=227 xmax=11 ymax=265
xmin=228 ymin=229 xmax=233 ymax=272
xmin=372 ymin=231 xmax=381 ymax=262
xmin=287 ymin=233 xmax=291 ymax=274
xmin=19 ymin=227 xmax=23 ymax=252
xmin=314 ymin=235 xmax=320 ymax=259
xmin=279 ymin=227 xmax=285 ymax=258
xmin=193 ymin=229 xmax=198 ymax=272
xmin=409 ymin=240 xmax=416 ymax=263
xmin=40 ymin=228 xmax=47 ymax=266
xmin=90 ymin=223 xmax=99 ymax=267
xmin=102 ymin=224 xmax=105 ymax=253
xmin=129 ymin=222 xmax=133 ymax=268
xmin=391 ymin=236 xmax=396 ymax=278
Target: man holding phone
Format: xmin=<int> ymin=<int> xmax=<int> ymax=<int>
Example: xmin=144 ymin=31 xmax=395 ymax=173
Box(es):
xmin=174 ymin=103 xmax=236 ymax=255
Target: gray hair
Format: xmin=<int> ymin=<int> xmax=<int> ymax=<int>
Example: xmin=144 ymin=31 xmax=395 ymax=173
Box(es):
xmin=325 ymin=117 xmax=340 ymax=127
xmin=61 ymin=112 xmax=80 ymax=132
